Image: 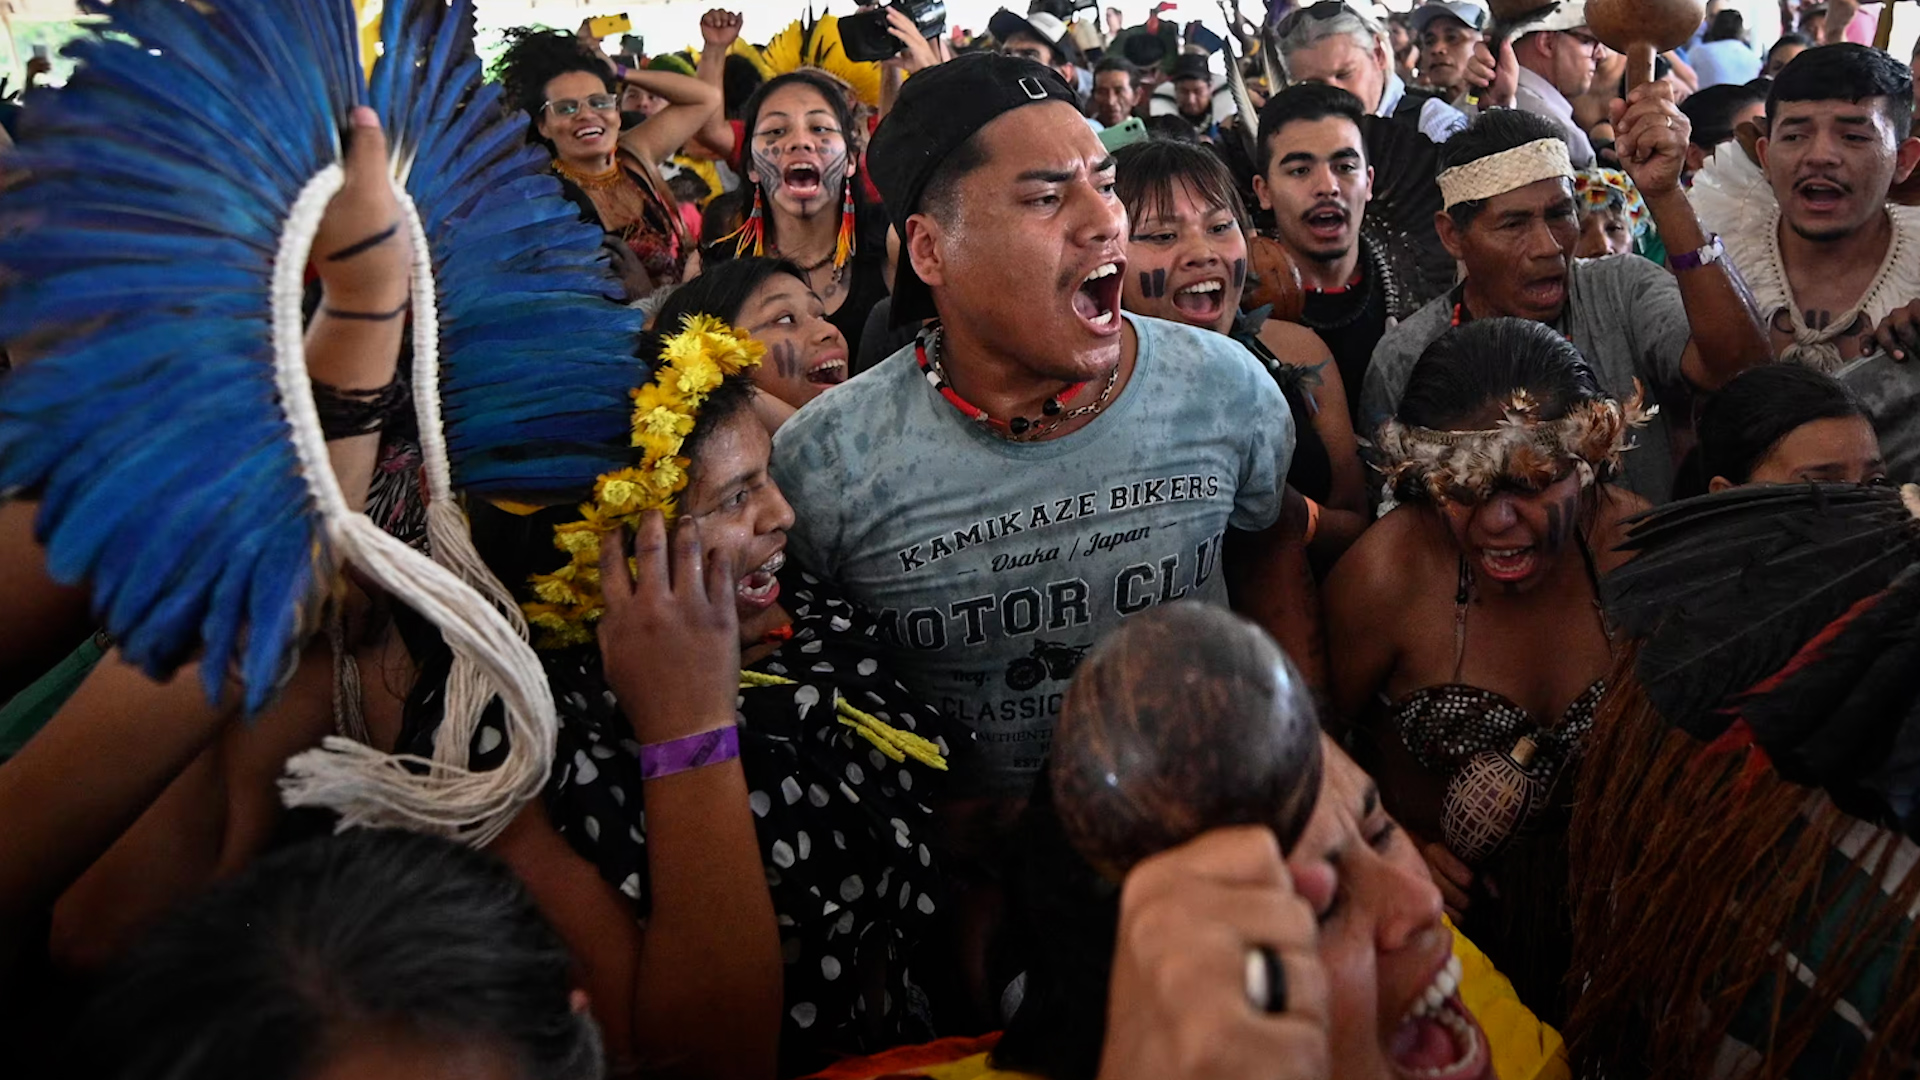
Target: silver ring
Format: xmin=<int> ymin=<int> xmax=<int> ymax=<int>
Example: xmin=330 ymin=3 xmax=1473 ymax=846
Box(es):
xmin=1243 ymin=945 xmax=1288 ymax=1014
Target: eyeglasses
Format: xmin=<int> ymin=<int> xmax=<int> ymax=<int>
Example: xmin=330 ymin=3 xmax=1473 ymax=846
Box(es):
xmin=1561 ymin=29 xmax=1604 ymax=55
xmin=1275 ymin=2 xmax=1359 ymax=39
xmin=543 ymin=94 xmax=620 ymax=118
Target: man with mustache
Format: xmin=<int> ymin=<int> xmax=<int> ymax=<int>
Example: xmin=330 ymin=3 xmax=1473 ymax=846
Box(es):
xmin=1721 ymin=44 xmax=1920 ymax=371
xmin=1359 ymin=101 xmax=1770 ymax=503
xmin=1253 ymin=84 xmax=1438 ymax=426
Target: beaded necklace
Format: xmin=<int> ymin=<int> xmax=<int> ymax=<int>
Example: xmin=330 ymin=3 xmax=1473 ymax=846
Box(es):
xmin=915 ymin=325 xmax=1120 ymax=441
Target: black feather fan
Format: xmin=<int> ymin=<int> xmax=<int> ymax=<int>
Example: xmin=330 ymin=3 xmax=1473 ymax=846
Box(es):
xmin=1606 ymin=483 xmax=1920 ymax=736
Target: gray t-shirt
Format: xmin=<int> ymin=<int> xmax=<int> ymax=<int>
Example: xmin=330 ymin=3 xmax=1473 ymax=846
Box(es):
xmin=771 ymin=314 xmax=1295 ymax=796
xmin=1359 ymin=254 xmax=1691 ymax=503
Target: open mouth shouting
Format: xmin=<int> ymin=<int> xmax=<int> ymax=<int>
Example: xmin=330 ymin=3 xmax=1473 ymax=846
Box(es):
xmin=1387 ymin=955 xmax=1492 ymax=1080
xmin=1302 ymin=202 xmax=1352 ymax=244
xmin=782 ymin=162 xmax=825 ymax=202
xmin=1793 ymin=175 xmax=1850 ymax=214
xmin=1073 ymin=260 xmax=1124 ymax=335
xmin=1171 ymin=277 xmax=1228 ymax=324
xmin=738 ymin=549 xmax=785 ymax=610
xmin=1478 ymin=544 xmax=1538 ymax=583
xmin=804 ymin=352 xmax=848 ymax=386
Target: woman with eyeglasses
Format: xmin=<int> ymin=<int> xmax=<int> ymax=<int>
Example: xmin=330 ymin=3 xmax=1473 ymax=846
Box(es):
xmin=496 ymin=27 xmax=722 ymax=297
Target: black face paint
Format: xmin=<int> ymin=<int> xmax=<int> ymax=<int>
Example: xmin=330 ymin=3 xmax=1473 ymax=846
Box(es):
xmin=1137 ymin=268 xmax=1168 ymax=298
xmin=771 ymin=339 xmax=802 ymax=379
xmin=1231 ymin=258 xmax=1247 ymax=291
xmin=1542 ymin=491 xmax=1578 ymax=556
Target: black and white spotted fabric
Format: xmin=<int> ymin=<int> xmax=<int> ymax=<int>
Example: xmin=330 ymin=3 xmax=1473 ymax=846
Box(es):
xmin=406 ymin=564 xmax=972 ymax=1073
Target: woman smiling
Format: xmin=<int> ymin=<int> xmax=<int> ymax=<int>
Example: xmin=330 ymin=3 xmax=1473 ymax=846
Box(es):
xmin=496 ymin=28 xmax=721 ymax=295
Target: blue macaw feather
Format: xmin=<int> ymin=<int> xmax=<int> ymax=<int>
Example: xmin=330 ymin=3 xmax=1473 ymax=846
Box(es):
xmin=241 ymin=522 xmax=322 ymax=715
xmin=3 ymin=0 xmax=650 ymax=712
xmin=34 ymin=382 xmax=275 ymax=559
xmin=54 ymin=38 xmax=323 ymax=185
xmin=106 ymin=438 xmax=287 ymax=632
xmin=19 ymin=92 xmax=311 ymax=201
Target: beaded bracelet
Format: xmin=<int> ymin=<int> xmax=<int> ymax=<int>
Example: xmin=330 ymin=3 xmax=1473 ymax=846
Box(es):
xmin=637 ymin=725 xmax=741 ymax=781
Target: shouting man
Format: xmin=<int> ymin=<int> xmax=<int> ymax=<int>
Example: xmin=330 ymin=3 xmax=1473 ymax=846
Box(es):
xmin=1362 ymin=101 xmax=1770 ymax=503
xmin=772 ymin=54 xmax=1302 ymax=835
xmin=1729 ymin=44 xmax=1920 ymax=370
xmin=1254 ymin=84 xmax=1443 ymax=424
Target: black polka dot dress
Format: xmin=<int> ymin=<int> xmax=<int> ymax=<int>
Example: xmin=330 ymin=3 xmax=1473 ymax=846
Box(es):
xmin=448 ymin=565 xmax=972 ymax=1073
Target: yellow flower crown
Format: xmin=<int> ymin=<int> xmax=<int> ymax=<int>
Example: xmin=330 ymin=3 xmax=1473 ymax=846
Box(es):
xmin=522 ymin=315 xmax=764 ymax=648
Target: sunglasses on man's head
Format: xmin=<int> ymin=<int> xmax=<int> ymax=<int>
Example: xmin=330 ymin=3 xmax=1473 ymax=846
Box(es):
xmin=544 ymin=94 xmax=620 ymax=118
xmin=1275 ymin=1 xmax=1358 ymax=37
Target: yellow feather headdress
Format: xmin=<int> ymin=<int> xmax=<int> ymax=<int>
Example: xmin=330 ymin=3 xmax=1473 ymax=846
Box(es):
xmin=523 ymin=315 xmax=764 ymax=648
xmin=758 ymin=15 xmax=883 ymax=107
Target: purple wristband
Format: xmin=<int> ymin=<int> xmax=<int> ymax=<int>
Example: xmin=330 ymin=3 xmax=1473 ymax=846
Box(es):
xmin=637 ymin=725 xmax=740 ymax=781
xmin=614 ymin=62 xmax=629 ymax=80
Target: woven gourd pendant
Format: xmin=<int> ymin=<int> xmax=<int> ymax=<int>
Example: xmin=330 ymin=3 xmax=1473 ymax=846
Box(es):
xmin=1442 ymin=735 xmax=1548 ymax=865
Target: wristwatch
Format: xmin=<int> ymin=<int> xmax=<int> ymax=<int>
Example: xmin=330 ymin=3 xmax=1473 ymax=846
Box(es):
xmin=1668 ymin=234 xmax=1726 ymax=272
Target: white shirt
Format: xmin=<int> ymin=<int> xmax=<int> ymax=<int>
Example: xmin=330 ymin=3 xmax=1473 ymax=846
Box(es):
xmin=1514 ymin=66 xmax=1595 ymax=168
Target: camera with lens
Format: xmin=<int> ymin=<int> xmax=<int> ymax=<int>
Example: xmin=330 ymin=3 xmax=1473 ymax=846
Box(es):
xmin=840 ymin=0 xmax=948 ymax=63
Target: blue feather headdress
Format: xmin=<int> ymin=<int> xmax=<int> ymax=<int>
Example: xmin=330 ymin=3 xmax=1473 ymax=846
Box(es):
xmin=0 ymin=0 xmax=647 ymax=843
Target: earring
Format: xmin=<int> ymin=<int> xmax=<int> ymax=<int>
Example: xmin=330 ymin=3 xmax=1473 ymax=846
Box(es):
xmin=833 ymin=172 xmax=856 ymax=280
xmin=732 ymin=184 xmax=767 ymax=258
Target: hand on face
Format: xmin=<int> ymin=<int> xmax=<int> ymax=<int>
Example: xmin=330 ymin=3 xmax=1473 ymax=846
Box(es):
xmin=1609 ymin=81 xmax=1688 ymax=197
xmin=597 ymin=513 xmax=742 ymax=744
xmin=1097 ymin=827 xmax=1333 ymax=1080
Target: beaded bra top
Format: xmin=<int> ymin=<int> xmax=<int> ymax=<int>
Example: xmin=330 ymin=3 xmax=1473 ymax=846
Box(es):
xmin=1384 ymin=538 xmax=1609 ymax=865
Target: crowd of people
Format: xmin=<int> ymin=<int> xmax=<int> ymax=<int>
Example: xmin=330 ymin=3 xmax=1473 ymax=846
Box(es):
xmin=7 ymin=0 xmax=1920 ymax=1076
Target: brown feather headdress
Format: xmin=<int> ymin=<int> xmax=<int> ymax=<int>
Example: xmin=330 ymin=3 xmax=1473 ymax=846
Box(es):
xmin=1375 ymin=382 xmax=1655 ymax=503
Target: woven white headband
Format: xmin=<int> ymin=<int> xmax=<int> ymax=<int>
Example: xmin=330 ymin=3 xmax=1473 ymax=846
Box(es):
xmin=1437 ymin=138 xmax=1576 ymax=210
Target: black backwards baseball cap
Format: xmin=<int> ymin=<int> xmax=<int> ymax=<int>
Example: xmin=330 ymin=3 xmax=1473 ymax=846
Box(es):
xmin=868 ymin=53 xmax=1081 ymax=326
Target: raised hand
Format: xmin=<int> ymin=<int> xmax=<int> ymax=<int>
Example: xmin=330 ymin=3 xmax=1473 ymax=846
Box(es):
xmin=882 ymin=7 xmax=942 ymax=73
xmin=700 ymin=9 xmax=744 ymax=51
xmin=1610 ymin=80 xmax=1689 ymax=198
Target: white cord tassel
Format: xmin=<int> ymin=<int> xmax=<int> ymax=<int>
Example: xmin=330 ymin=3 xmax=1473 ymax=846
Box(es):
xmin=273 ymin=165 xmax=555 ymax=847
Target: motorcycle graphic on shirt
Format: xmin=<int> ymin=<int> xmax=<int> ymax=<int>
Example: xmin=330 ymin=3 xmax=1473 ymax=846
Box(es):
xmin=1004 ymin=640 xmax=1091 ymax=691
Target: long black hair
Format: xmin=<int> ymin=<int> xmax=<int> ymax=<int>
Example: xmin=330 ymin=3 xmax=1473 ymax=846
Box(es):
xmin=1696 ymin=363 xmax=1868 ymax=485
xmin=71 ymin=829 xmax=602 ymax=1080
xmin=493 ymin=27 xmax=617 ymax=151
